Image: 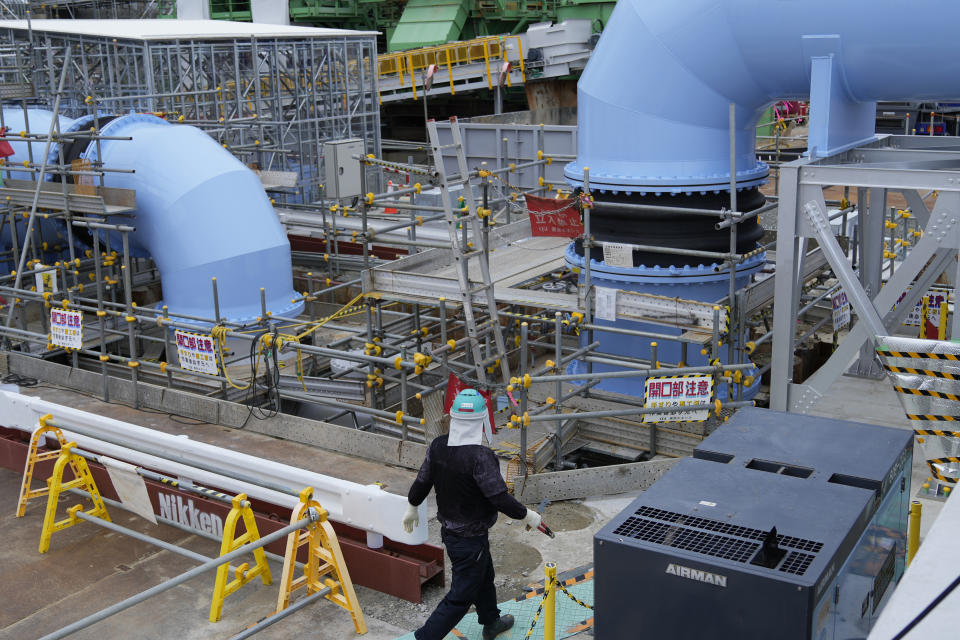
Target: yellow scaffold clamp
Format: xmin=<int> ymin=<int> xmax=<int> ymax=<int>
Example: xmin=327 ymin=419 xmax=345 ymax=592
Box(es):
xmin=209 ymin=493 xmax=272 ymax=622
xmin=277 ymin=488 xmax=367 ymax=634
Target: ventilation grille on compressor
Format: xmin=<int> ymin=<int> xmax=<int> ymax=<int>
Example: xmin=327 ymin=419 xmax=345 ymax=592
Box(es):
xmin=779 ymin=551 xmax=816 ymax=575
xmin=612 ymin=506 xmax=823 ymax=576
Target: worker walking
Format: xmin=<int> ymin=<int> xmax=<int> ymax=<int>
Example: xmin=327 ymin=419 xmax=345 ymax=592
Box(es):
xmin=402 ymin=388 xmax=542 ymax=640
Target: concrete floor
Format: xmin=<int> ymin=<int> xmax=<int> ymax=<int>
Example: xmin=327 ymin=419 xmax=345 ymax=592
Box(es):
xmin=808 ymin=373 xmax=947 ymax=539
xmin=0 ymin=373 xmax=947 ymax=639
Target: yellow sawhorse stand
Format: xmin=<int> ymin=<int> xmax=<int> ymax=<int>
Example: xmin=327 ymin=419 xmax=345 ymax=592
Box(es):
xmin=38 ymin=441 xmax=111 ymax=553
xmin=276 ymin=487 xmax=367 ymax=635
xmin=17 ymin=413 xmax=69 ymax=517
xmin=209 ymin=493 xmax=273 ymax=622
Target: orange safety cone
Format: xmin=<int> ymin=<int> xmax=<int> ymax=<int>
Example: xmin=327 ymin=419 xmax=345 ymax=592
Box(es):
xmin=385 ymin=180 xmax=398 ymax=214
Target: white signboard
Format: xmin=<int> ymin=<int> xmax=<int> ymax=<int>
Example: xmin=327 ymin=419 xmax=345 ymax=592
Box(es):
xmin=34 ymin=264 xmax=57 ymax=294
xmin=643 ymin=375 xmax=713 ymax=423
xmin=594 ymin=286 xmax=618 ymax=321
xmin=49 ymin=308 xmax=82 ymax=349
xmin=174 ymin=329 xmax=219 ymax=375
xmin=602 ymin=242 xmax=634 ymax=268
xmin=831 ymin=291 xmax=851 ymax=331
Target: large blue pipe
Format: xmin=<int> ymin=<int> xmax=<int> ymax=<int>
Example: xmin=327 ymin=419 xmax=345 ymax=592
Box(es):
xmin=565 ymin=0 xmax=960 ymax=193
xmin=2 ymin=109 xmax=302 ymax=324
xmin=562 ymin=0 xmax=960 ymax=399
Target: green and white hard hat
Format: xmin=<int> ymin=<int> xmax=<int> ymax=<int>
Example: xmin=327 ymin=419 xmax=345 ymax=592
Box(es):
xmin=451 ymin=388 xmax=486 ymax=418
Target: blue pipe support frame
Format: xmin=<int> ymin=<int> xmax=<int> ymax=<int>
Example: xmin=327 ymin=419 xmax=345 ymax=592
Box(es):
xmin=1 ymin=109 xmax=302 ymax=324
xmin=565 ymin=0 xmax=960 ymax=193
xmin=565 ymin=245 xmax=764 ymax=400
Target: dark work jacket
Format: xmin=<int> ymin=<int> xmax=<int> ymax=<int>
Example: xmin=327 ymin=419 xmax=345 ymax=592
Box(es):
xmin=408 ymin=434 xmax=527 ymax=536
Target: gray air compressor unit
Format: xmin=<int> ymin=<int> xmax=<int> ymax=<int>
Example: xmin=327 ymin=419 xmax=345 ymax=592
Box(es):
xmin=594 ymin=408 xmax=912 ymax=640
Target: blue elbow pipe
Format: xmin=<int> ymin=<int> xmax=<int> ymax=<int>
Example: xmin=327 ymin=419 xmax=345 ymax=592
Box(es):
xmin=2 ymin=109 xmax=302 ymax=324
xmin=560 ymin=0 xmax=960 ymax=399
xmin=566 ymin=0 xmax=960 ymax=193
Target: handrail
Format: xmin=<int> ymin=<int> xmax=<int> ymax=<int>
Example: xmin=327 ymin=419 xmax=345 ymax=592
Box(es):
xmin=378 ymin=35 xmax=526 ymax=100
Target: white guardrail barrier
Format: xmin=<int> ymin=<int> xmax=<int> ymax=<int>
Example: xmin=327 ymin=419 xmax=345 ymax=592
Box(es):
xmin=0 ymin=389 xmax=427 ymax=545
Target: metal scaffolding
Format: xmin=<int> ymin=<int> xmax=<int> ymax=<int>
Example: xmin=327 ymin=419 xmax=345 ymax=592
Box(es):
xmin=0 ymin=1 xmax=159 ymax=19
xmin=0 ymin=19 xmax=381 ymax=202
xmin=0 ymin=41 xmax=769 ymax=483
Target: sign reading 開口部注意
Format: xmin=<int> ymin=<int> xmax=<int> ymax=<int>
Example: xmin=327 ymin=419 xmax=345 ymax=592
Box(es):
xmin=50 ymin=308 xmax=82 ymax=349
xmin=174 ymin=329 xmax=219 ymax=375
xmin=643 ymin=375 xmax=713 ymax=423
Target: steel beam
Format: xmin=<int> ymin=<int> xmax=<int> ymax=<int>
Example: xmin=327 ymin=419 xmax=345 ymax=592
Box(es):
xmin=770 ymin=163 xmax=803 ymax=411
xmin=787 ymin=196 xmax=960 ymax=412
xmin=855 ymin=187 xmax=888 ymax=375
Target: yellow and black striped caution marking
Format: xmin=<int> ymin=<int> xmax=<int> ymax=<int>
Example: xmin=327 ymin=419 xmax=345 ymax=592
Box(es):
xmin=883 ymin=364 xmax=960 ymax=380
xmin=926 ymin=457 xmax=960 ymax=484
xmin=565 ymin=617 xmax=595 ymax=635
xmin=907 ymin=414 xmax=960 ymax=422
xmin=648 ymin=373 xmax=713 ymax=379
xmin=877 ymin=349 xmax=960 ymax=361
xmin=913 ymin=428 xmax=960 ymax=437
xmin=192 ymin=485 xmax=234 ymax=501
xmin=894 ymin=386 xmax=960 ymax=402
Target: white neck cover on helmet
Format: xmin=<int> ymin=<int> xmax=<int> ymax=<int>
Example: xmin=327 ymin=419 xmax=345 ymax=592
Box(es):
xmin=447 ymin=412 xmax=493 ymax=447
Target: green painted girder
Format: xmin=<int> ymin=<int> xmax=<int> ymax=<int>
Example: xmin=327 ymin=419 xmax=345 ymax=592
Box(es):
xmin=289 ymin=0 xmax=363 ymax=19
xmin=388 ymin=0 xmax=471 ymax=51
xmin=209 ymin=0 xmax=252 ymax=21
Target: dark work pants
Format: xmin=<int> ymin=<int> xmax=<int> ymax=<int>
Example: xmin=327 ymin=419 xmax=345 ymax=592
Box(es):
xmin=415 ymin=529 xmax=500 ymax=640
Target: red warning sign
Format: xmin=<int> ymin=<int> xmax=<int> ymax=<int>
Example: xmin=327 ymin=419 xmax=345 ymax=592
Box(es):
xmin=525 ymin=194 xmax=583 ymax=238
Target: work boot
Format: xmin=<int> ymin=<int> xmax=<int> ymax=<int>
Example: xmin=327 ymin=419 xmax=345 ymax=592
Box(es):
xmin=482 ymin=614 xmax=514 ymax=640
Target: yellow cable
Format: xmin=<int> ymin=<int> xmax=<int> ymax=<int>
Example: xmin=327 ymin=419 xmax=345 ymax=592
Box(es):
xmin=212 ymin=325 xmax=254 ymax=390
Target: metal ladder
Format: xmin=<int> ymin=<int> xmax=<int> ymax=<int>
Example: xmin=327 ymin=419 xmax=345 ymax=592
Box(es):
xmin=426 ymin=117 xmax=511 ymax=385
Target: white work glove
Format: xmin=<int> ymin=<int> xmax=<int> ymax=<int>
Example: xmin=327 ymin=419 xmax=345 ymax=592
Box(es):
xmin=402 ymin=503 xmax=419 ymax=534
xmin=523 ymin=508 xmax=542 ymax=530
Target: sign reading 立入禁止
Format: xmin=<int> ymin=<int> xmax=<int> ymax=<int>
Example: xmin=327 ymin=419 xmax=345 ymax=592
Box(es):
xmin=525 ymin=194 xmax=584 ymax=238
xmin=643 ymin=375 xmax=713 ymax=423
xmin=49 ymin=308 xmax=83 ymax=349
xmin=174 ymin=329 xmax=219 ymax=375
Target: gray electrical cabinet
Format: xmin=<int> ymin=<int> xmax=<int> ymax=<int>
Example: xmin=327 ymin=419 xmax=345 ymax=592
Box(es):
xmin=323 ymin=138 xmax=363 ymax=200
xmin=594 ymin=408 xmax=912 ymax=640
